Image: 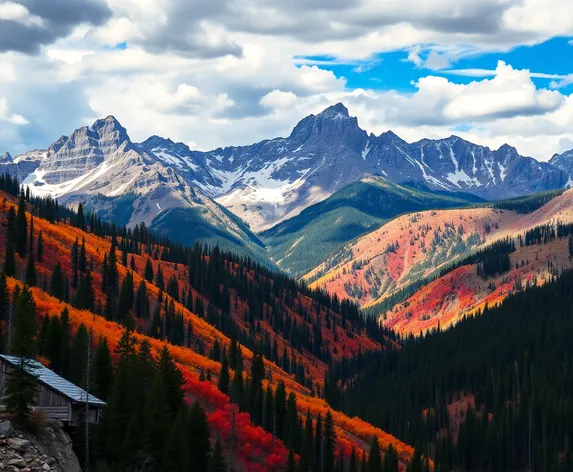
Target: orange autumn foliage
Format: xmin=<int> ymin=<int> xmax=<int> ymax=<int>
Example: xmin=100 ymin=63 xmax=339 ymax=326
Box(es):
xmin=0 ymin=190 xmax=416 ymax=466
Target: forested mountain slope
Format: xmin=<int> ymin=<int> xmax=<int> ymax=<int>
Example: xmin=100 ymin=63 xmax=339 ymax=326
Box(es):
xmin=329 ymin=268 xmax=573 ymax=471
xmin=307 ymin=188 xmax=573 ymax=335
xmin=261 ymin=176 xmax=480 ymax=277
xmin=0 ymin=175 xmax=414 ymax=471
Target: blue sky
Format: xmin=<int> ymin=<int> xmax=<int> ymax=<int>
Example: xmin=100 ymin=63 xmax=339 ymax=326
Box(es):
xmin=1 ymin=0 xmax=573 ymax=161
xmin=298 ymin=36 xmax=573 ymax=94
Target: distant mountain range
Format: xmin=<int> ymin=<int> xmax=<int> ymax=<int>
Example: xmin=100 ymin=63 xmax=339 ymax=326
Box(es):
xmin=2 ymin=103 xmax=572 ymax=266
xmin=138 ymin=103 xmax=571 ymax=232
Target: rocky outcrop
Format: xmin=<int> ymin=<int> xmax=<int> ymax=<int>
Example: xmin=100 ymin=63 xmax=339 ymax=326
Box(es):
xmin=0 ymin=419 xmax=81 ymax=472
xmin=38 ymin=116 xmax=132 ymax=184
xmin=0 ymin=151 xmax=42 ymax=182
xmin=549 ymin=150 xmax=573 ymax=183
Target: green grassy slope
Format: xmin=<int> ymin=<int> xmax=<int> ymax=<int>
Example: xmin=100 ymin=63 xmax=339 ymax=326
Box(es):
xmin=261 ymin=176 xmax=482 ymax=277
xmin=150 ymin=206 xmax=273 ymax=266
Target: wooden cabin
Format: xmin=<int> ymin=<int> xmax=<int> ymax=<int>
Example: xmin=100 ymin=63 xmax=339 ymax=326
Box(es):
xmin=0 ymin=354 xmax=105 ymax=425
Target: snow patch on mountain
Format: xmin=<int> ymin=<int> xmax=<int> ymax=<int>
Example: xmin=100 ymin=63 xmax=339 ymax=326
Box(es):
xmin=2 ymin=103 xmax=571 ymax=235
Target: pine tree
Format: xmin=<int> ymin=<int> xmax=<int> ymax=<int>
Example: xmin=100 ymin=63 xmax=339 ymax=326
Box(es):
xmin=9 ymin=285 xmax=36 ymax=357
xmin=6 ymin=206 xmax=16 ymax=243
xmin=248 ymin=350 xmax=265 ymax=425
xmin=15 ymin=191 xmax=27 ymax=257
xmin=101 ymin=347 xmax=137 ymax=462
xmin=77 ymin=202 xmax=85 ymax=230
xmin=24 ymin=253 xmax=36 ymax=287
xmin=383 ymin=445 xmax=399 ymax=472
xmin=144 ymin=257 xmax=154 ymax=283
xmin=263 ymin=384 xmax=274 ymax=433
xmin=71 ymin=237 xmax=79 ymax=289
xmin=287 ymin=449 xmax=296 ymax=472
xmin=36 ymin=231 xmax=43 ymax=263
xmin=0 ymin=273 xmax=9 ymax=350
xmin=407 ymin=445 xmax=423 ymax=472
xmin=6 ymin=286 xmax=37 ymax=419
xmin=92 ymin=337 xmax=113 ymax=401
xmin=115 ymin=327 xmax=137 ymax=361
xmin=298 ymin=409 xmax=314 ymax=472
xmin=50 ymin=262 xmax=64 ymax=300
xmin=162 ymin=405 xmax=189 ymax=472
xmin=231 ymin=358 xmax=244 ymax=407
xmin=211 ymin=339 xmax=221 ymax=362
xmin=60 ymin=307 xmax=70 ymax=377
xmin=101 ymin=253 xmax=108 ymax=292
xmin=156 ymin=265 xmax=164 ymax=290
xmin=83 ymin=270 xmax=95 ymax=311
xmin=135 ymin=280 xmax=148 ymax=319
xmin=209 ymin=438 xmax=227 ymax=472
xmin=323 ymin=411 xmax=336 ymax=472
xmin=28 ymin=215 xmax=34 ymax=254
xmin=104 ymin=292 xmax=115 ymax=322
xmin=142 ymin=374 xmax=171 ymax=469
xmin=157 ymin=345 xmax=184 ymax=418
xmin=135 ymin=339 xmax=156 ymax=403
xmin=348 ymin=448 xmax=358 ymax=472
xmin=218 ymin=353 xmax=230 ymax=395
xmin=167 ymin=275 xmax=179 ymax=301
xmin=79 ymin=237 xmax=87 ymax=273
xmin=43 ymin=317 xmax=63 ymax=373
xmin=367 ymin=437 xmax=382 ymax=472
xmin=69 ymin=324 xmax=88 ymax=386
xmin=117 ymin=271 xmax=134 ymax=324
xmin=313 ymin=413 xmax=322 ymax=472
xmin=107 ymin=246 xmax=119 ymax=295
xmin=275 ymin=381 xmax=287 ymax=440
xmin=284 ymin=392 xmax=299 ymax=451
xmin=229 ymin=337 xmax=240 ymax=370
xmin=188 ymin=401 xmax=210 ymax=471
xmin=4 ymin=238 xmax=15 ymax=277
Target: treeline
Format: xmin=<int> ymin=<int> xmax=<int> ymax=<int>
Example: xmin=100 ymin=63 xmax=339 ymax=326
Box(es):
xmin=330 ymin=269 xmax=573 ymax=471
xmin=520 ymin=223 xmax=556 ymax=246
xmin=492 ymin=189 xmax=564 ymax=214
xmin=438 ymin=237 xmax=516 ymax=280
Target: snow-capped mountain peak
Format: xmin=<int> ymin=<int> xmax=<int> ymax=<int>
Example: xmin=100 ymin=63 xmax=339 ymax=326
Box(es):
xmin=1 ymin=104 xmax=570 ymax=235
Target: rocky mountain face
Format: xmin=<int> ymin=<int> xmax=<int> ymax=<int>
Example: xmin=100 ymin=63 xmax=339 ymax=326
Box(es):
xmin=142 ymin=103 xmax=569 ymax=231
xmin=549 ymin=150 xmax=573 ymax=184
xmin=37 ymin=116 xmax=132 ymax=184
xmin=0 ymin=151 xmax=43 ymax=183
xmin=3 ymin=116 xmax=266 ymax=261
xmin=1 ymin=103 xmax=570 ymax=239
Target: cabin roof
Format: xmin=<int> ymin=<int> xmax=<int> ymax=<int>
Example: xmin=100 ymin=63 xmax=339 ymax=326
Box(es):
xmin=0 ymin=355 xmax=105 ymax=407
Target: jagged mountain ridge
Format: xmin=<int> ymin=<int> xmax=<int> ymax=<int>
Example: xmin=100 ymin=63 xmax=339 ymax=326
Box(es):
xmin=138 ymin=103 xmax=569 ymax=231
xmin=0 ymin=103 xmax=570 ymax=238
xmin=2 ymin=116 xmax=267 ymax=262
xmin=549 ymin=149 xmax=573 ymax=183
